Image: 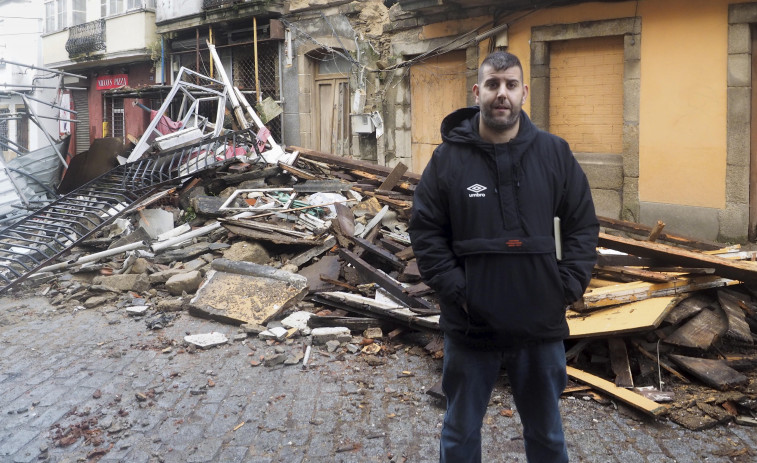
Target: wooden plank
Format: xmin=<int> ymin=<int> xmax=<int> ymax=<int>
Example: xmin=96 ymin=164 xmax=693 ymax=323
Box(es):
xmin=574 ymin=275 xmax=737 ymax=312
xmin=378 ymin=162 xmax=408 ymax=191
xmin=220 ymin=223 xmax=324 ymax=246
xmin=351 ymin=236 xmax=405 ymax=270
xmin=608 ymin=338 xmax=633 ymax=388
xmin=597 ymin=216 xmax=722 ymax=250
xmin=598 ymin=232 xmax=757 ymax=284
xmin=291 ymin=145 xmax=421 ymax=183
xmin=668 ymin=355 xmax=749 ymax=390
xmin=663 ymin=308 xmax=727 ymax=350
xmin=566 ymin=366 xmax=669 ymax=417
xmin=567 ymin=296 xmax=678 ymax=339
xmin=594 ymin=265 xmax=679 ymax=283
xmin=663 ymin=294 xmax=714 ymax=325
xmin=647 ymin=220 xmax=665 ymax=242
xmin=339 ymin=248 xmax=439 ymax=315
xmin=313 ymin=291 xmax=440 ymax=332
xmin=717 ymin=290 xmax=754 ymax=344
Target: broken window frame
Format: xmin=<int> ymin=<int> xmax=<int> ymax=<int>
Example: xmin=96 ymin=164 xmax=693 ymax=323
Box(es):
xmin=218 ymin=188 xmax=297 ymax=212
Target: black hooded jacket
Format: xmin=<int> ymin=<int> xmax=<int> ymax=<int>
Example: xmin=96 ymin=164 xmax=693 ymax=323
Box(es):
xmin=409 ymin=107 xmax=599 ymax=350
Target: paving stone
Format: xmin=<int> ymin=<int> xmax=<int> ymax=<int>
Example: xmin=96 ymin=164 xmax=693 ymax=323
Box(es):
xmin=2 ymin=294 xmax=756 ymax=463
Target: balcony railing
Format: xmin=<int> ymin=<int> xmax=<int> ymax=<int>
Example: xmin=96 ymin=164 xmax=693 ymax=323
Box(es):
xmin=65 ymin=19 xmax=106 ymax=57
xmin=202 ymin=0 xmax=239 ymax=9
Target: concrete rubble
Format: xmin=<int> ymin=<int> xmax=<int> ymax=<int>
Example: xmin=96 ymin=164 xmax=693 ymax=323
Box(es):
xmin=5 ymin=141 xmax=757 ymax=435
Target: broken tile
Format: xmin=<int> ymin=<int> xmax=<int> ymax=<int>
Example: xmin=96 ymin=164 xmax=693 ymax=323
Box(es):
xmin=259 ymin=326 xmax=288 ymax=341
xmin=184 ymin=332 xmax=228 ymax=349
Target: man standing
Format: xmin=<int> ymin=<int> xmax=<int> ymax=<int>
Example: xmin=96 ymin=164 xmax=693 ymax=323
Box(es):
xmin=409 ymin=51 xmax=599 ymax=462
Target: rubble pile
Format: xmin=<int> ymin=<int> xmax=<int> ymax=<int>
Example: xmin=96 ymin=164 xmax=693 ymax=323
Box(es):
xmin=7 ymin=146 xmax=757 ymax=432
xmin=4 ymin=46 xmax=757 ymax=433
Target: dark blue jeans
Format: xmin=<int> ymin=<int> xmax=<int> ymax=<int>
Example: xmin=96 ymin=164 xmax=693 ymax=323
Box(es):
xmin=440 ymin=337 xmax=569 ymax=463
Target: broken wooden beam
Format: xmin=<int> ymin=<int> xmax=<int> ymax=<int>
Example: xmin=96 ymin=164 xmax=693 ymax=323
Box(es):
xmin=351 ymin=236 xmax=405 ymax=270
xmin=717 ymin=291 xmax=754 ymax=344
xmin=290 ymin=146 xmax=421 ymax=183
xmin=663 ymin=308 xmax=727 ymax=350
xmin=312 ymin=291 xmax=439 ymax=333
xmin=575 ymin=275 xmax=736 ymax=311
xmin=378 ymin=162 xmax=409 ymax=191
xmin=598 ymin=232 xmax=757 ymax=284
xmin=566 ymin=366 xmax=669 ymax=417
xmin=598 ymin=217 xmax=722 ymax=250
xmin=339 ymin=248 xmax=439 ymax=315
xmin=668 ymin=355 xmax=749 ymax=390
xmin=608 ymin=338 xmax=633 ymax=388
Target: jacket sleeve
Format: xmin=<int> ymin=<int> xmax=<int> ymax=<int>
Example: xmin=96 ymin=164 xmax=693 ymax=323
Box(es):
xmin=556 ymin=151 xmax=599 ymax=305
xmin=408 ymin=153 xmax=466 ymax=307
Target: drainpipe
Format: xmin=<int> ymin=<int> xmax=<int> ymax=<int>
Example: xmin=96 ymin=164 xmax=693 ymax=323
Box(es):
xmin=161 ymin=36 xmax=165 ymax=84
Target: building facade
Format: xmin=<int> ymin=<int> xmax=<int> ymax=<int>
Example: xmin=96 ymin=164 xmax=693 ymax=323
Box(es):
xmin=41 ymin=0 xmax=159 ymax=154
xmin=278 ymin=0 xmax=757 ymax=243
xmin=1 ymin=0 xmax=59 ymax=159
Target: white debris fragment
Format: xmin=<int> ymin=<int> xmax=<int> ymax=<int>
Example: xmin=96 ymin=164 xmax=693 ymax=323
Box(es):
xmin=184 ymin=332 xmax=228 ymax=348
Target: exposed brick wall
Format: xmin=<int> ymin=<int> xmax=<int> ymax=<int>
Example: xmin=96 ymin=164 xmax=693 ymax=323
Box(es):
xmin=548 ymin=36 xmax=624 ymax=154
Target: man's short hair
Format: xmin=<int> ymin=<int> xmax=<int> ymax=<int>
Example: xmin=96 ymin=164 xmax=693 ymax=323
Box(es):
xmin=478 ymin=51 xmax=523 ymax=83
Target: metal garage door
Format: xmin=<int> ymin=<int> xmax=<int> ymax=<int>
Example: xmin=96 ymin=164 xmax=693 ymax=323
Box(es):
xmin=72 ymin=90 xmax=89 ymax=154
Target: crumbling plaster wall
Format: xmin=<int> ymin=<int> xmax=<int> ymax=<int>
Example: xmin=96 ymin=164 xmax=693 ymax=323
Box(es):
xmin=282 ymin=1 xmax=391 ymax=163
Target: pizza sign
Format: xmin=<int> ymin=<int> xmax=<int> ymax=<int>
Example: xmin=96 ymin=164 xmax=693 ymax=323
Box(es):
xmin=96 ymin=74 xmax=128 ymax=90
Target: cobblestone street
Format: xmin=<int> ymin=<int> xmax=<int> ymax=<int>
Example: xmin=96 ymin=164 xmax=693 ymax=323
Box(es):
xmin=1 ymin=293 xmax=755 ymax=463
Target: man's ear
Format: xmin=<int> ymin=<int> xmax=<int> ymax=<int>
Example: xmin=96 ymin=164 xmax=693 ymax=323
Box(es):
xmin=522 ymin=84 xmax=529 ymax=105
xmin=472 ymin=83 xmax=480 ymax=104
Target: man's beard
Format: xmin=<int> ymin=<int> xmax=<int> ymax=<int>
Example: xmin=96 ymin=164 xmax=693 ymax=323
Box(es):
xmin=481 ymin=105 xmax=521 ymax=132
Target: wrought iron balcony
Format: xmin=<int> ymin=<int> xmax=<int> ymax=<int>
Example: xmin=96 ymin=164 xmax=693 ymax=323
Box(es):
xmin=65 ymin=19 xmax=106 ymax=57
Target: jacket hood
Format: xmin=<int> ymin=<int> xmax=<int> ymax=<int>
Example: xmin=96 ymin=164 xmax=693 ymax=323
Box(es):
xmin=440 ymin=106 xmax=539 ymax=156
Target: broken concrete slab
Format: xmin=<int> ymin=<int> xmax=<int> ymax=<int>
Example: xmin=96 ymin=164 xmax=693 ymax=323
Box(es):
xmin=259 ymin=326 xmax=288 ymax=341
xmin=281 ymin=311 xmax=314 ymax=335
xmin=149 ymin=268 xmax=189 ymax=284
xmin=165 ymin=271 xmax=204 ymax=296
xmin=311 ymin=326 xmax=351 ymax=345
xmin=92 ymin=274 xmax=151 ymax=293
xmin=210 ymin=258 xmax=308 ymax=285
xmin=188 ymin=260 xmax=308 ymax=325
xmin=184 ymin=332 xmax=228 ymax=348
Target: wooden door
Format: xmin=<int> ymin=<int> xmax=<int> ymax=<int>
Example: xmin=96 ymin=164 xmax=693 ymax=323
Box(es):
xmin=410 ymin=50 xmax=468 ymax=173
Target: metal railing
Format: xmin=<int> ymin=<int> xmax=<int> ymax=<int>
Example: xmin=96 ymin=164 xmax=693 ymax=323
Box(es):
xmin=0 ymin=127 xmax=260 ymax=294
xmin=65 ymin=19 xmax=106 ymax=57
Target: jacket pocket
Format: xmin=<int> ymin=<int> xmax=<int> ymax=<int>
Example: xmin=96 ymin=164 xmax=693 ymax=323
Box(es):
xmin=464 ymin=252 xmax=567 ymax=340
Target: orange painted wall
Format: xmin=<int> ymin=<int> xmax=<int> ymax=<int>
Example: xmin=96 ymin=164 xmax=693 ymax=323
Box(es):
xmin=501 ymin=0 xmax=747 ymax=209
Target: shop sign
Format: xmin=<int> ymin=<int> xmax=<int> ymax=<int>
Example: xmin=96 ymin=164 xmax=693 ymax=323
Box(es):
xmin=96 ymin=74 xmax=128 ymax=90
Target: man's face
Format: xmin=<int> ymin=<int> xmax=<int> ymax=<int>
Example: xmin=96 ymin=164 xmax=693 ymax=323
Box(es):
xmin=473 ymin=64 xmax=528 ymax=133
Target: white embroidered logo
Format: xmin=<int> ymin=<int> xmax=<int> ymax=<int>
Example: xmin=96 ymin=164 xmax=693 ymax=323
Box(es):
xmin=467 ymin=184 xmax=487 ymax=198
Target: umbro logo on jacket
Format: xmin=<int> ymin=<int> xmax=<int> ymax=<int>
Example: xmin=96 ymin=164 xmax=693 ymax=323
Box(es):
xmin=467 ymin=184 xmax=487 ymax=197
